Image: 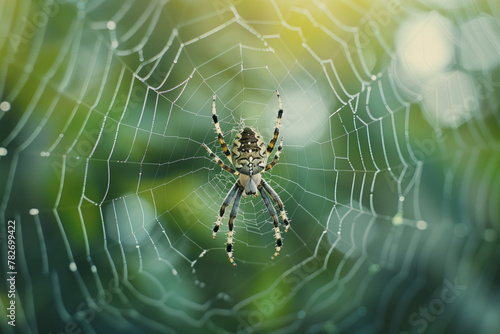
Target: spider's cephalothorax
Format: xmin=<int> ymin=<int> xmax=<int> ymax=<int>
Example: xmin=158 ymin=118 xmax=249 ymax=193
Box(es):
xmin=202 ymin=91 xmax=290 ymax=266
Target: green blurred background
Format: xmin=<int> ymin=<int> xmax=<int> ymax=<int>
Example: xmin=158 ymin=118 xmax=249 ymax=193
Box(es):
xmin=1 ymin=0 xmax=500 ymax=333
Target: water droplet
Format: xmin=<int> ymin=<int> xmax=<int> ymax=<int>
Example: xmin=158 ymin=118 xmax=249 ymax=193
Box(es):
xmin=0 ymin=101 xmax=11 ymax=111
xmin=107 ymin=21 xmax=116 ymax=30
xmin=392 ymin=212 xmax=403 ymax=226
xmin=416 ymin=220 xmax=427 ymax=230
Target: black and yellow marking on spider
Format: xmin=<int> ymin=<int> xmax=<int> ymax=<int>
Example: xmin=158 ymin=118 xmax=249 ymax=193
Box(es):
xmin=266 ymin=91 xmax=283 ymax=155
xmin=265 ymin=138 xmax=283 ymax=172
xmin=218 ymin=134 xmax=231 ymax=158
xmin=202 ymin=144 xmax=239 ymax=175
xmin=212 ymin=97 xmax=232 ymax=162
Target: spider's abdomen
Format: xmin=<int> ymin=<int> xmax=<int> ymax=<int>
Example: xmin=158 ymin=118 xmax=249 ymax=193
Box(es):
xmin=232 ymin=127 xmax=267 ymax=175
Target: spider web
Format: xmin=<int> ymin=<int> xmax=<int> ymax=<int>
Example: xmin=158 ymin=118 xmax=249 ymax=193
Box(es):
xmin=1 ymin=0 xmax=500 ymax=333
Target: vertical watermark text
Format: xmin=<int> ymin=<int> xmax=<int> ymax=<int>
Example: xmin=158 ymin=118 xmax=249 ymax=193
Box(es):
xmin=6 ymin=219 xmax=17 ymax=326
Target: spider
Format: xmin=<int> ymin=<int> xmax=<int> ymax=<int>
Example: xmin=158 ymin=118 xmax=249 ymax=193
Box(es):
xmin=202 ymin=90 xmax=290 ymax=266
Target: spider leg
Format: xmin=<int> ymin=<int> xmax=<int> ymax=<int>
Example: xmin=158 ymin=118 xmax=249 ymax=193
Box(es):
xmin=227 ymin=186 xmax=244 ymax=266
xmin=212 ymin=181 xmax=240 ymax=239
xmin=258 ymin=183 xmax=283 ymax=260
xmin=264 ymin=138 xmax=283 ymax=172
xmin=203 ymin=144 xmax=239 ymax=175
xmin=212 ymin=95 xmax=233 ymax=163
xmin=265 ymin=90 xmax=283 ymax=156
xmin=261 ymin=179 xmax=290 ymax=232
